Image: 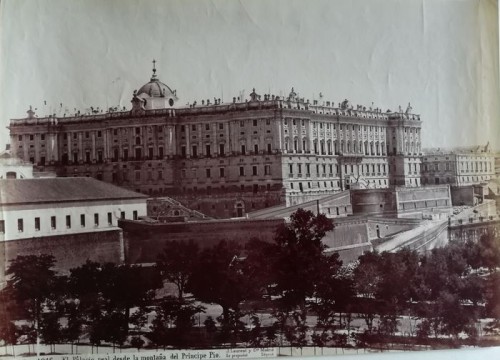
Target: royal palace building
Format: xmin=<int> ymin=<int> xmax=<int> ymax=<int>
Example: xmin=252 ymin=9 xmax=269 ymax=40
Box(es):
xmin=8 ymin=65 xmax=423 ymax=218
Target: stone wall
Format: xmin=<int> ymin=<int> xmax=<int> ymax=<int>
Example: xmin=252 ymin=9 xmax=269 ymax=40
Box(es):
xmin=350 ymin=189 xmax=397 ymax=215
xmin=366 ymin=218 xmax=421 ymax=240
xmin=121 ymin=218 xmax=283 ymax=264
xmin=0 ymin=229 xmax=123 ymax=286
xmin=121 ymin=214 xmax=376 ymax=265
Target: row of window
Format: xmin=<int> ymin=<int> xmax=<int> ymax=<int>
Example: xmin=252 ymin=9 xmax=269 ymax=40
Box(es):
xmin=288 ymin=163 xmax=388 ymax=175
xmin=423 ymin=161 xmax=493 ymax=173
xmin=180 ymin=143 xmax=273 ymax=158
xmin=180 ymin=165 xmax=272 ymax=179
xmin=1 ymin=211 xmax=139 ymax=234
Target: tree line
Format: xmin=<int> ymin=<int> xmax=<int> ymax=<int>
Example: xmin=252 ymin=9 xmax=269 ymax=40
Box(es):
xmin=1 ymin=208 xmax=499 ymax=353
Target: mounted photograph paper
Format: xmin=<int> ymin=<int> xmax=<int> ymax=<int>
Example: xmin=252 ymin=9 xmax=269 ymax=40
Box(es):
xmin=0 ymin=1 xmax=499 ymax=359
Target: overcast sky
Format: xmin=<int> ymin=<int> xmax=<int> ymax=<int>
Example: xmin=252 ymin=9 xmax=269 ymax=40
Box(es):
xmin=1 ymin=0 xmax=499 ymax=150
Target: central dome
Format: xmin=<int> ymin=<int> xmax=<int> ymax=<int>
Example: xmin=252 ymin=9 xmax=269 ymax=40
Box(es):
xmin=134 ymin=61 xmax=178 ymax=109
xmin=137 ymin=77 xmax=176 ymax=98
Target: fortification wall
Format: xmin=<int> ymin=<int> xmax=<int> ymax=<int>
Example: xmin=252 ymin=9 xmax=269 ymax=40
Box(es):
xmin=121 ymin=218 xmax=283 ymax=264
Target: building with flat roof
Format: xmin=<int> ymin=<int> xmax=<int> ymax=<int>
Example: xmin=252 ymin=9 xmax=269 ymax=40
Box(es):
xmin=8 ymin=63 xmax=422 ymax=218
xmin=0 ymin=177 xmax=147 ymax=285
xmin=421 ymin=145 xmax=495 ymax=187
xmin=0 ymin=177 xmax=147 ymax=241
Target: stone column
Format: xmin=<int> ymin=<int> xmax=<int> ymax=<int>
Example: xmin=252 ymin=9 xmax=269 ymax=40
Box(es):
xmin=78 ymin=132 xmax=83 ymax=162
xmin=91 ymin=132 xmax=96 ymax=161
xmin=185 ymin=125 xmax=190 ymax=156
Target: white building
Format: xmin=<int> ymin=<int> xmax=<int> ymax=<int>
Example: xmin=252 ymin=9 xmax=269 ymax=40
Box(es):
xmin=0 ymin=151 xmax=34 ymax=180
xmin=0 ymin=177 xmax=147 ymax=242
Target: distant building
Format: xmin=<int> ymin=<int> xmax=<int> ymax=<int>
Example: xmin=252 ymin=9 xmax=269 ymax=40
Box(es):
xmin=8 ymin=63 xmax=422 ymax=218
xmin=421 ymin=145 xmax=495 ymax=187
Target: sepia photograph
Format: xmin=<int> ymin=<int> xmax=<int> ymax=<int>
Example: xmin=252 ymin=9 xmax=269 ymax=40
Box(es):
xmin=0 ymin=0 xmax=499 ymax=359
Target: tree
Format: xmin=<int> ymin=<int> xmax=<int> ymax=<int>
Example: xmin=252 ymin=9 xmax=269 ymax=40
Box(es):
xmin=272 ymin=208 xmax=334 ymax=310
xmin=40 ymin=311 xmax=62 ymax=353
xmin=157 ymin=240 xmax=200 ymax=299
xmin=5 ymin=254 xmax=58 ymax=346
xmin=130 ymin=336 xmax=145 ymax=351
xmin=0 ymin=320 xmax=17 ymax=356
xmin=0 ymin=290 xmax=18 ymax=355
xmin=70 ymin=261 xmax=160 ymax=346
xmin=187 ymin=240 xmax=258 ymax=322
xmin=150 ymin=296 xmax=205 ymax=349
xmin=476 ymin=231 xmax=500 ymax=272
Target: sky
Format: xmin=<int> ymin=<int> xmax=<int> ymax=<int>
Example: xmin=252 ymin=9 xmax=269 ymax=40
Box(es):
xmin=0 ymin=0 xmax=499 ymax=150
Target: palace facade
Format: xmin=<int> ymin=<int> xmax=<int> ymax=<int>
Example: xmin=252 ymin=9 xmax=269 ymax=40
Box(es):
xmin=8 ymin=66 xmax=423 ymax=218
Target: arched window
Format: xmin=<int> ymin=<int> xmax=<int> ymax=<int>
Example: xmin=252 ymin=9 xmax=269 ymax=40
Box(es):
xmin=6 ymin=171 xmax=16 ymax=179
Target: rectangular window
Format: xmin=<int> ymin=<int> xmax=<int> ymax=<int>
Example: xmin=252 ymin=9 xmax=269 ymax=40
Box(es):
xmin=192 ymin=145 xmax=197 ymax=157
xmin=267 ymin=143 xmax=272 ymax=154
xmin=219 ymin=123 xmax=224 ymax=130
xmin=0 ymin=220 xmax=4 ymax=233
xmin=135 ymin=127 xmax=141 ymax=135
xmin=252 ymin=166 xmax=258 ymax=176
xmin=239 ymin=166 xmax=245 ymax=176
xmin=158 ymin=146 xmax=164 ymax=159
xmin=35 ymin=217 xmax=40 ymax=231
xmin=158 ymin=170 xmax=163 ymax=180
xmin=66 ymin=215 xmax=71 ymax=229
xmin=264 ymin=165 xmax=271 ymax=175
xmin=148 ymin=147 xmax=154 ymax=159
xmin=81 ymin=214 xmax=85 ymax=227
xmin=133 ymin=211 xmax=138 ymax=220
xmin=205 ymin=145 xmax=211 ymax=157
xmin=85 ymin=131 xmax=90 ymax=138
xmin=120 ymin=211 xmax=125 ymax=219
xmin=97 ymin=130 xmax=102 ymax=137
xmin=241 ymin=145 xmax=246 ymax=155
xmin=219 ymin=144 xmax=225 ymax=156
xmin=51 ymin=216 xmax=56 ymax=229
xmin=94 ymin=213 xmax=99 ymax=227
xmin=206 ymin=168 xmax=211 ymax=178
xmin=220 ymin=167 xmax=225 ymax=177
xmin=18 ymin=219 xmax=23 ymax=232
xmin=181 ymin=125 xmax=185 ymax=132
xmin=205 ymin=124 xmax=210 ymax=130
xmin=107 ymin=212 xmax=112 ymax=226
xmin=254 ymin=144 xmax=259 ymax=154
xmin=41 ymin=134 xmax=45 ymax=141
